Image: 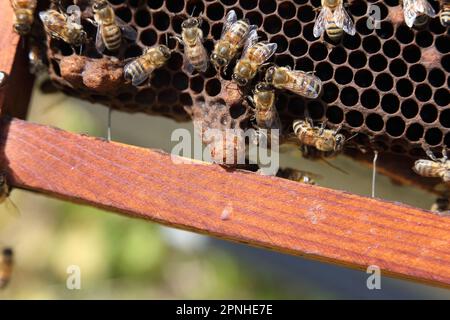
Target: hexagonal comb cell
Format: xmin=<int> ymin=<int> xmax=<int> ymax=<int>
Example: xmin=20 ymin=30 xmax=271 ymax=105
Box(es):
xmin=40 ymin=0 xmax=448 ymax=159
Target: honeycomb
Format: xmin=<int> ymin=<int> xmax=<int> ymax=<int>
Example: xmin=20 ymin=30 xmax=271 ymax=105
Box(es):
xmin=36 ymin=0 xmax=448 ymax=160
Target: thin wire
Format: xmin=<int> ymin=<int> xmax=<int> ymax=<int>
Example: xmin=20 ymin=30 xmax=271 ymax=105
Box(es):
xmin=371 ymin=150 xmax=378 ymax=198
xmin=107 ymin=106 xmax=112 ymax=142
xmin=190 ymin=5 xmax=197 ymax=16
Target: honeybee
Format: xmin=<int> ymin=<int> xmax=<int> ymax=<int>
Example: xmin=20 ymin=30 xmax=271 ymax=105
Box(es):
xmin=211 ymin=10 xmax=257 ymax=71
xmin=124 ymin=45 xmax=172 ymax=86
xmin=39 ymin=9 xmax=87 ymax=47
xmin=232 ymin=38 xmax=277 ymax=86
xmin=276 ymin=168 xmax=319 ymax=185
xmin=0 ymin=174 xmax=10 ymax=205
xmin=313 ymin=0 xmax=356 ymax=42
xmin=431 ymin=195 xmax=450 ymax=214
xmin=440 ymin=0 xmax=450 ymax=26
xmin=248 ymin=82 xmax=281 ymax=130
xmin=402 ymin=0 xmax=436 ymax=28
xmin=0 ymin=173 xmax=20 ymax=227
xmin=173 ymin=17 xmax=209 ymax=73
xmin=10 ymin=0 xmax=36 ymax=36
xmin=413 ymin=148 xmax=450 ymax=182
xmin=0 ymin=248 xmax=13 ymax=289
xmin=91 ymin=0 xmax=137 ymax=52
xmin=293 ymin=119 xmax=345 ymax=154
xmin=265 ymin=66 xmax=322 ymax=99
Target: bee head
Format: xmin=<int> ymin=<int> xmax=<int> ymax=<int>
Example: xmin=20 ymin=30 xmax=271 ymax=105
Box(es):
xmin=335 ymin=134 xmax=345 ymax=151
xmin=233 ymin=61 xmax=253 ymax=85
xmin=14 ymin=23 xmax=31 ymax=36
xmin=93 ymin=0 xmax=108 ymax=11
xmin=211 ymin=53 xmax=227 ymax=70
xmin=158 ymin=45 xmax=172 ymax=59
xmin=255 ymin=82 xmax=273 ymax=93
xmin=182 ymin=17 xmax=201 ymax=29
xmin=232 ymin=72 xmax=248 ymax=87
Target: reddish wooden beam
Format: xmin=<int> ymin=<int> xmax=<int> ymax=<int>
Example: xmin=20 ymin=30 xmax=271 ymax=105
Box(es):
xmin=0 ymin=118 xmax=449 ymax=288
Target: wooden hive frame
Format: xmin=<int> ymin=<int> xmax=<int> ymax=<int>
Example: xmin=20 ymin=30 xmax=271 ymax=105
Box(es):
xmin=1 ymin=2 xmax=449 ymax=289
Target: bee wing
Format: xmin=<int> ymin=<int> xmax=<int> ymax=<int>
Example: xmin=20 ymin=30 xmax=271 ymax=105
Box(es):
xmin=286 ymin=70 xmax=322 ymax=99
xmin=95 ymin=26 xmax=106 ymax=53
xmin=115 ymin=16 xmax=138 ymax=41
xmin=261 ymin=42 xmax=278 ymax=64
xmin=38 ymin=10 xmax=50 ymax=23
xmin=222 ymin=10 xmax=238 ymax=37
xmin=241 ymin=28 xmax=259 ymax=56
xmin=183 ymin=56 xmax=195 ymax=75
xmin=403 ymin=0 xmax=419 ymax=27
xmin=39 ymin=11 xmax=66 ymax=40
xmin=334 ymin=5 xmax=356 ymax=35
xmin=313 ymin=7 xmax=331 ymax=38
xmin=417 ymin=0 xmax=437 ymax=17
xmin=198 ymin=46 xmax=209 ymax=73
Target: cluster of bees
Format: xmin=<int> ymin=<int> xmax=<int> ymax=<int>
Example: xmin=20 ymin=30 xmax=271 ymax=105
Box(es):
xmin=8 ymin=1 xmax=450 ymax=196
xmin=2 ymin=0 xmax=449 ymax=289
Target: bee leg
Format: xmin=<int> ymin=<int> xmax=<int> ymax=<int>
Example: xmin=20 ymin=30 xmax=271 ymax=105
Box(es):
xmin=246 ymin=95 xmax=255 ymax=108
xmin=86 ymin=18 xmax=98 ymax=26
xmin=318 ymin=121 xmax=328 ymax=135
xmin=333 ymin=124 xmax=343 ymax=136
xmin=260 ymin=62 xmax=274 ymax=70
xmin=442 ymin=147 xmax=448 ymax=162
xmin=171 ymin=35 xmax=184 ymax=45
xmin=122 ymin=57 xmax=136 ymax=64
xmin=426 ymin=148 xmax=438 ymax=161
xmin=305 ymin=116 xmax=314 ymax=128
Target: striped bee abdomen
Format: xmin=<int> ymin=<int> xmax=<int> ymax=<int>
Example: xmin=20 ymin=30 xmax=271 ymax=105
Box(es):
xmin=186 ymin=44 xmax=208 ymax=71
xmin=441 ymin=6 xmax=450 ymax=26
xmin=102 ymin=24 xmax=121 ymax=51
xmin=124 ymin=60 xmax=144 ymax=79
xmin=413 ymin=160 xmax=442 ymax=177
xmin=227 ymin=20 xmax=250 ymax=43
xmin=326 ymin=20 xmax=343 ymax=41
xmin=247 ymin=43 xmax=272 ymax=63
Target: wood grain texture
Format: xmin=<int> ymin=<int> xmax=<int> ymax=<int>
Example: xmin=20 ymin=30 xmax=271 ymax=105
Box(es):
xmin=1 ymin=118 xmax=449 ymax=288
xmin=0 ymin=1 xmax=34 ymax=118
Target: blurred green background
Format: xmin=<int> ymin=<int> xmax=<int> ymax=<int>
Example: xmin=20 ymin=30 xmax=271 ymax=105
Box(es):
xmin=0 ymin=79 xmax=449 ymax=299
